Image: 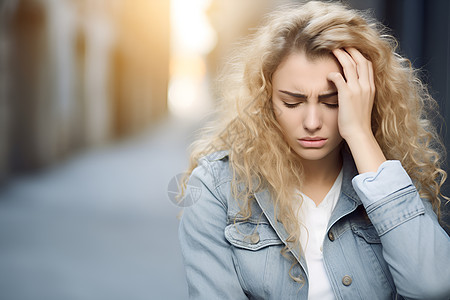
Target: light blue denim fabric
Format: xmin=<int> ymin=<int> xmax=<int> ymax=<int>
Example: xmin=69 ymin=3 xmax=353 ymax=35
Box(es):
xmin=178 ymin=150 xmax=450 ymax=299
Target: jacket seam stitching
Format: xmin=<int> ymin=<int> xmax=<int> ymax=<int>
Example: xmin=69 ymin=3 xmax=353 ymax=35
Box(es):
xmin=376 ymin=209 xmax=424 ymax=236
xmin=201 ymin=158 xmax=228 ymax=211
xmin=365 ymin=187 xmax=416 ymax=214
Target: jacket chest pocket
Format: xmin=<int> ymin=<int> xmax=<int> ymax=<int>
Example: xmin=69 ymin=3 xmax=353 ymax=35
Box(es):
xmin=225 ymin=222 xmax=288 ymax=298
xmin=225 ymin=222 xmax=283 ymax=250
xmin=350 ymin=224 xmax=384 ymax=269
xmin=349 ymin=223 xmax=399 ymax=295
xmin=351 ymin=224 xmax=380 ymax=244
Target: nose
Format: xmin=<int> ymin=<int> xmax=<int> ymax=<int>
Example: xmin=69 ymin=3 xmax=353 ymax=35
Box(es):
xmin=303 ymin=104 xmax=322 ymax=132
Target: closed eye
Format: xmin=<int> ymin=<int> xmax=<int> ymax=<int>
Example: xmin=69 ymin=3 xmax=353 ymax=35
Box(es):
xmin=323 ymin=102 xmax=339 ymax=108
xmin=282 ymin=101 xmax=301 ymax=108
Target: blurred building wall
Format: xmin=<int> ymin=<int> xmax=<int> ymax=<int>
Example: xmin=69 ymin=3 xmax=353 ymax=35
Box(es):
xmin=111 ymin=0 xmax=169 ymax=137
xmin=0 ymin=0 xmax=170 ymax=182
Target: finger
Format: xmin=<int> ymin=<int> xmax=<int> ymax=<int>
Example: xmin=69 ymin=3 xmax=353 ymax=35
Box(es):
xmin=334 ymin=48 xmax=357 ymax=73
xmin=327 ymin=72 xmax=347 ymax=93
xmin=342 ymin=48 xmax=357 ymax=69
xmin=332 ymin=49 xmax=358 ymax=84
xmin=345 ymin=47 xmax=370 ymax=84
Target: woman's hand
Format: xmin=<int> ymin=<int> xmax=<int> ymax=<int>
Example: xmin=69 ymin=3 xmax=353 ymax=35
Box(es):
xmin=327 ymin=48 xmax=386 ymax=174
xmin=327 ymin=47 xmax=375 ymax=141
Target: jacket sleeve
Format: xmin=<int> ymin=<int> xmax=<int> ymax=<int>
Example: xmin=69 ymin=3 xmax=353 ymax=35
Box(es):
xmin=178 ymin=159 xmax=248 ymax=300
xmin=352 ymin=160 xmax=450 ymax=300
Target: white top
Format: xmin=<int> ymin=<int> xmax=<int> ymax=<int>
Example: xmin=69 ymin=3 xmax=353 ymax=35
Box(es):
xmin=296 ymin=169 xmax=343 ymax=300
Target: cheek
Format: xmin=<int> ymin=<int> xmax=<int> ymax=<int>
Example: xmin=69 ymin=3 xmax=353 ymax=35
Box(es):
xmin=327 ymin=111 xmax=342 ymax=139
xmin=326 ymin=110 xmax=339 ymax=129
xmin=276 ymin=108 xmax=299 ymax=132
xmin=272 ymin=99 xmax=285 ymax=120
xmin=272 ymin=101 xmax=286 ymax=125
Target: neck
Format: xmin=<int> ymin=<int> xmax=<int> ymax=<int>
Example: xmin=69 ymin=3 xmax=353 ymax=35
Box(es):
xmin=300 ymin=149 xmax=343 ymax=186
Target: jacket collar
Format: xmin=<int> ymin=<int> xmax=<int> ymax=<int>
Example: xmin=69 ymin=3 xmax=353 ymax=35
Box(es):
xmin=326 ymin=149 xmax=361 ymax=232
xmin=253 ymin=149 xmax=362 ymax=272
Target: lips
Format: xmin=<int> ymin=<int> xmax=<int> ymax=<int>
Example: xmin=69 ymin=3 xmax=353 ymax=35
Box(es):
xmin=297 ymin=137 xmax=327 ymax=148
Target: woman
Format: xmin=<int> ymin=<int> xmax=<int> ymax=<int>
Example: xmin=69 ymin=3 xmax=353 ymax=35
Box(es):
xmin=178 ymin=1 xmax=450 ymax=299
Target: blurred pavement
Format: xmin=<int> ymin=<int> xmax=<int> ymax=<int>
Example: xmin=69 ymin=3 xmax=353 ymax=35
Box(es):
xmin=0 ymin=115 xmax=201 ymax=300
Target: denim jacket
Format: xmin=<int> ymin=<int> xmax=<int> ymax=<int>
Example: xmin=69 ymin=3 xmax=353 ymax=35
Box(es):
xmin=179 ymin=150 xmax=450 ymax=299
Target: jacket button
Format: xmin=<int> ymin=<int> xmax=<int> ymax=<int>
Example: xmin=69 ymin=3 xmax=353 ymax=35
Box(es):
xmin=250 ymin=232 xmax=260 ymax=244
xmin=328 ymin=231 xmax=335 ymax=241
xmin=342 ymin=275 xmax=352 ymax=286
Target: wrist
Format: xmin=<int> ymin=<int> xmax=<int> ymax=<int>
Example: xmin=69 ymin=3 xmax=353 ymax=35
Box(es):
xmin=341 ymin=127 xmax=373 ymax=145
xmin=343 ymin=130 xmax=386 ymax=174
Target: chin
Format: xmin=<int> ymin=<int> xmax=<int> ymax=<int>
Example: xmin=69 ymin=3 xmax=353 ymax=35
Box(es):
xmin=293 ymin=149 xmax=329 ymax=161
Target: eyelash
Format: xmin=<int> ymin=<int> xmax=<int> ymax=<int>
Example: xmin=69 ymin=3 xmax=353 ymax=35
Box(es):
xmin=282 ymin=102 xmax=301 ymax=108
xmin=282 ymin=102 xmax=339 ymax=109
xmin=324 ymin=103 xmax=339 ymax=108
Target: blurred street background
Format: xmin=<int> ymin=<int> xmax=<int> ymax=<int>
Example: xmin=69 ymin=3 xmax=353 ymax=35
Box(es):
xmin=0 ymin=0 xmax=449 ymax=299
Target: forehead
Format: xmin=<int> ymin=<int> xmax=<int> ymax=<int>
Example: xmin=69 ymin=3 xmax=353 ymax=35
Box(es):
xmin=272 ymin=52 xmax=341 ymax=92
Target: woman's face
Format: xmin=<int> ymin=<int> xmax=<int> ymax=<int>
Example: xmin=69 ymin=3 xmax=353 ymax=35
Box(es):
xmin=272 ymin=52 xmax=343 ymax=163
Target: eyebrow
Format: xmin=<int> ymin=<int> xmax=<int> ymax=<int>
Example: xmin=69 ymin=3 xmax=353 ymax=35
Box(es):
xmin=279 ymin=90 xmax=338 ymax=100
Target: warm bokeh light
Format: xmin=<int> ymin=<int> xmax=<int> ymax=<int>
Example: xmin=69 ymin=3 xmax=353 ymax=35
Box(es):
xmin=170 ymin=0 xmax=217 ymax=56
xmin=169 ymin=0 xmax=216 ymax=118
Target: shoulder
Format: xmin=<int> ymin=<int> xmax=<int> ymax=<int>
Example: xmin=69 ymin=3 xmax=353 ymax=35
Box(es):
xmin=186 ymin=150 xmax=233 ymax=208
xmin=194 ymin=150 xmax=232 ymax=186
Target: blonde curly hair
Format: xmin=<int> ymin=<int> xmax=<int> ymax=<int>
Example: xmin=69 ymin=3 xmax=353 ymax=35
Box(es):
xmin=182 ymin=0 xmax=447 ymax=282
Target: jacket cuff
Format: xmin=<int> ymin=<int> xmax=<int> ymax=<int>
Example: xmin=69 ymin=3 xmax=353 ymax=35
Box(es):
xmin=351 ymin=160 xmax=425 ymax=235
xmin=352 ymin=160 xmax=412 ymax=207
